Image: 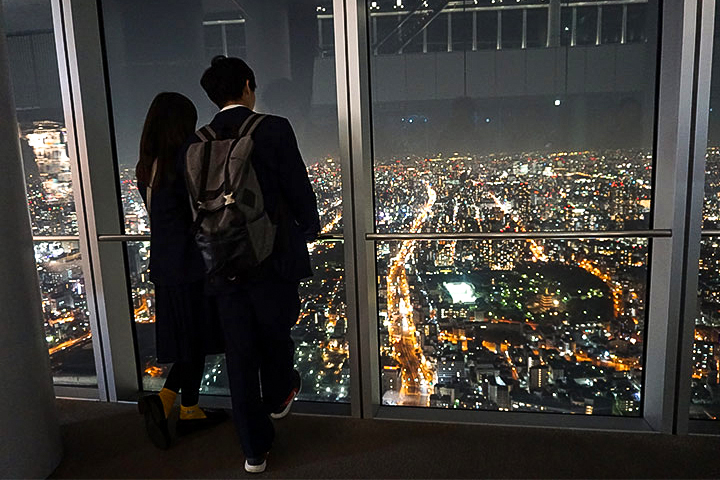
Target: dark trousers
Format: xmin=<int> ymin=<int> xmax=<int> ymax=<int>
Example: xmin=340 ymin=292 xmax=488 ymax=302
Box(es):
xmin=216 ymin=279 xmax=299 ymax=458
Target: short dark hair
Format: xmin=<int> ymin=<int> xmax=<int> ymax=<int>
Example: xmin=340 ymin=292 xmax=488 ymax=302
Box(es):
xmin=200 ymin=55 xmax=256 ymax=108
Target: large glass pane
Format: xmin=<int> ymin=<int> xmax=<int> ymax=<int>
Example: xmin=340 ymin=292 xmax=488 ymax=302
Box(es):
xmin=102 ymin=0 xmax=346 ymax=401
xmin=369 ymin=0 xmax=658 ymax=234
xmin=295 ymin=239 xmax=350 ymax=401
xmin=377 ymin=238 xmax=648 ymax=415
xmin=693 ymin=8 xmax=720 ymax=421
xmin=368 ymin=0 xmax=657 ymax=414
xmin=35 ymin=241 xmax=97 ymax=386
xmin=3 ymin=0 xmax=97 ymax=386
xmin=128 ymin=240 xmax=349 ymax=402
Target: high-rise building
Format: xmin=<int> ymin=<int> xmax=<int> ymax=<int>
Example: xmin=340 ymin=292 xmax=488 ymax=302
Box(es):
xmin=529 ymin=365 xmax=550 ymax=392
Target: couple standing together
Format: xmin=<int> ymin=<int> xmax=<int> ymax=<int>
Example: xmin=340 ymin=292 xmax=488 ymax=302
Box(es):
xmin=135 ymin=56 xmax=320 ymax=474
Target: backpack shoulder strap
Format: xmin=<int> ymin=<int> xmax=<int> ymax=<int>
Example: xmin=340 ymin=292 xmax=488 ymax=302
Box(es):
xmin=190 ymin=140 xmax=214 ymax=233
xmin=146 ymin=159 xmax=158 ymax=220
xmin=237 ymin=113 xmax=267 ymax=138
xmin=195 ymin=125 xmax=217 ymax=142
xmin=197 ymin=139 xmax=213 ymax=203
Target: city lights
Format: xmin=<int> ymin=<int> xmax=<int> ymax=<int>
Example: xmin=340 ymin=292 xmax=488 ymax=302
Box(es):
xmin=375 ymin=151 xmax=651 ymax=414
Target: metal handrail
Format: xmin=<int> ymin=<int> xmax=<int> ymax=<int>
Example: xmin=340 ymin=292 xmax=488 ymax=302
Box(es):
xmin=96 ymin=233 xmax=345 ymax=242
xmin=32 ymin=235 xmax=81 ymax=242
xmin=95 ymin=231 xmax=671 ymax=242
xmin=366 ymin=229 xmax=671 ymax=240
xmin=97 ymin=235 xmax=149 ymax=242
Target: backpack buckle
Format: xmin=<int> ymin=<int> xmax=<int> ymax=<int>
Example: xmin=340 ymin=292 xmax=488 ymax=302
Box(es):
xmin=223 ymin=193 xmax=236 ymax=205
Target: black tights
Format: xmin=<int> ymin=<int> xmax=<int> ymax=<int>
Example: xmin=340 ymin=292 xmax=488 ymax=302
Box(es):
xmin=163 ymin=359 xmax=205 ymax=407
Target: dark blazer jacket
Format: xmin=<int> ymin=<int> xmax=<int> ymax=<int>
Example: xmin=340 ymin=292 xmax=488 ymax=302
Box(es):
xmin=186 ymin=105 xmax=321 ymax=288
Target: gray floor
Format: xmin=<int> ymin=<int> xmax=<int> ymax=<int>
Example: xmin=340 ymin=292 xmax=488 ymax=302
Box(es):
xmin=51 ymin=398 xmax=720 ymax=479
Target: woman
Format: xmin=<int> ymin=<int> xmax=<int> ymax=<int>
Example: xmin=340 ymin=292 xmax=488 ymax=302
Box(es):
xmin=136 ymin=92 xmax=225 ymax=449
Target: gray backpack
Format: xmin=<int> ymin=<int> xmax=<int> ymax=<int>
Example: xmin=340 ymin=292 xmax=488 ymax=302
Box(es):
xmin=185 ymin=113 xmax=276 ymax=279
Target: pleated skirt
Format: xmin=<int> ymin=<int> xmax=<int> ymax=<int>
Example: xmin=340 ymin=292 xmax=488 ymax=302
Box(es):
xmin=154 ymin=281 xmax=224 ymax=364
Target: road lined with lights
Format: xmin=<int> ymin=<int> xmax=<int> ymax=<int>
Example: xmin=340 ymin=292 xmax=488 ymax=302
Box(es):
xmin=386 ymin=182 xmax=436 ymax=406
xmin=48 ymin=332 xmax=91 ymax=356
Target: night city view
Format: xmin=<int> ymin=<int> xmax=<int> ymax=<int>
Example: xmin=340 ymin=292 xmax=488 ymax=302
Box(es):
xmin=694 ymin=147 xmax=720 ymax=420
xmin=374 ymin=151 xmax=650 ymax=415
xmin=120 ymin=146 xmax=654 ymax=412
xmin=20 ymin=121 xmax=96 ymax=385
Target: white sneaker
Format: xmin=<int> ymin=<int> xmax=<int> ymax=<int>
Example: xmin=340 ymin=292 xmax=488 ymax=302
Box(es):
xmin=244 ymin=455 xmax=267 ymax=473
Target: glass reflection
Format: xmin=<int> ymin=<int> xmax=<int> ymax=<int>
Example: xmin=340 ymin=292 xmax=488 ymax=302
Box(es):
xmin=103 ymin=0 xmax=341 ymax=236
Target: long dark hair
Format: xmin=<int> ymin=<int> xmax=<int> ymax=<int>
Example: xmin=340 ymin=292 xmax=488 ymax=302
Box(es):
xmin=136 ymin=92 xmax=197 ymax=188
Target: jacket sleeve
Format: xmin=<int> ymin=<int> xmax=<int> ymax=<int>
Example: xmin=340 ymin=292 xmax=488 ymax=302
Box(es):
xmin=275 ymin=118 xmax=321 ymax=241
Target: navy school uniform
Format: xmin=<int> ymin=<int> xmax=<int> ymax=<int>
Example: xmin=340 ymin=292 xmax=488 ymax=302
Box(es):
xmin=184 ymin=105 xmax=320 ymax=457
xmin=137 ymin=151 xmax=224 ymax=365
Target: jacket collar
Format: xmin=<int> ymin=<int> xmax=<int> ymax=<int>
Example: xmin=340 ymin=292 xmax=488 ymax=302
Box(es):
xmin=210 ymin=105 xmax=254 ymax=130
xmin=220 ymin=103 xmax=252 ymax=112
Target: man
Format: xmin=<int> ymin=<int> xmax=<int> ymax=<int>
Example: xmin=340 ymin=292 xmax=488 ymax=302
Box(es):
xmin=193 ymin=55 xmax=320 ymax=473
